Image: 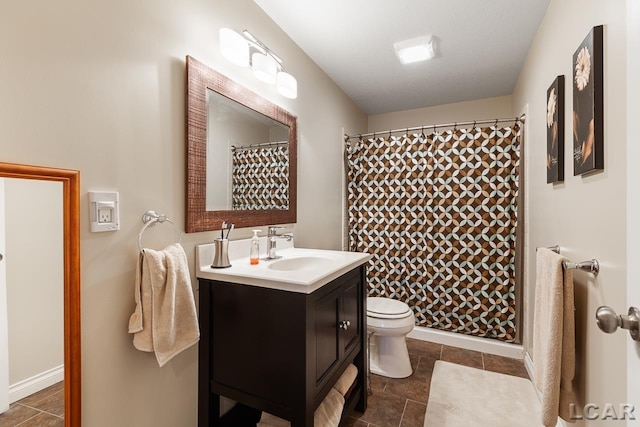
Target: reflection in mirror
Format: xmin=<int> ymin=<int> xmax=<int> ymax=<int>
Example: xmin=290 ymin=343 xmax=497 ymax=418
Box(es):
xmin=0 ymin=179 xmax=64 ymax=422
xmin=186 ymin=55 xmax=297 ymax=233
xmin=0 ymin=162 xmax=80 ymax=427
xmin=206 ymin=88 xmax=290 ymax=211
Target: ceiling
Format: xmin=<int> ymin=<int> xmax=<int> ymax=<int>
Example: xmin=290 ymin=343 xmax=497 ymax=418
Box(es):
xmin=254 ymin=0 xmax=551 ymax=115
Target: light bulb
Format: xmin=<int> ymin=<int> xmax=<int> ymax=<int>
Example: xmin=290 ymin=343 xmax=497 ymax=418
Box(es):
xmin=252 ymin=52 xmax=278 ymax=85
xmin=277 ymin=72 xmax=297 ymax=99
xmin=219 ymin=28 xmax=249 ymax=67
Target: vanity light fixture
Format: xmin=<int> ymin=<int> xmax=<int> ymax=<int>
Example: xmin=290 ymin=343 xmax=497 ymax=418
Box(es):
xmin=394 ymin=35 xmax=436 ymax=65
xmin=219 ymin=28 xmax=297 ymax=99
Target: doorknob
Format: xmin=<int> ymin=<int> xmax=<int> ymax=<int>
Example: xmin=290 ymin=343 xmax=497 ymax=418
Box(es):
xmin=596 ymin=306 xmax=640 ymax=341
xmin=0 ymin=253 xmax=3 ymax=262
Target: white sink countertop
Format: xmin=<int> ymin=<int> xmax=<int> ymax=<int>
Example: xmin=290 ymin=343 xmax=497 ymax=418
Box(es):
xmin=196 ymin=238 xmax=371 ymax=294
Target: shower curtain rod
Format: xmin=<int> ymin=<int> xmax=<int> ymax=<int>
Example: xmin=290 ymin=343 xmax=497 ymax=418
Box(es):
xmin=343 ymin=114 xmax=525 ymax=142
xmin=230 ymin=140 xmax=288 ymax=151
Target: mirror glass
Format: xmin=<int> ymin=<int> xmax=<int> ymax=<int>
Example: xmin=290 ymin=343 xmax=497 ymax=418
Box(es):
xmin=186 ymin=56 xmax=297 ymax=233
xmin=205 ymin=89 xmax=290 ymax=211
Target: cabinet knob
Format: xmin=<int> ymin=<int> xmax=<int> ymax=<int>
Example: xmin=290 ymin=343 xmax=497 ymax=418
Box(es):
xmin=339 ymin=320 xmax=351 ymax=330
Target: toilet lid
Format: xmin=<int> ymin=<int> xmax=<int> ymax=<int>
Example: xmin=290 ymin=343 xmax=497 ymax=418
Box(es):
xmin=367 ymin=297 xmax=412 ymax=319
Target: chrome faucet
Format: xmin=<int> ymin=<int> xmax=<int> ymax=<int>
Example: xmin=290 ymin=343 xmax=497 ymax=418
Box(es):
xmin=266 ymin=226 xmax=293 ymax=260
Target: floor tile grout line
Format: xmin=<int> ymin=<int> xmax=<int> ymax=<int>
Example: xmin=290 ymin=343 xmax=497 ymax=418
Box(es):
xmin=13 ymin=411 xmax=44 ymax=427
xmin=14 ymin=402 xmax=63 ymax=420
xmin=15 ymin=404 xmax=51 ymax=417
xmin=398 ymin=398 xmax=409 ymax=427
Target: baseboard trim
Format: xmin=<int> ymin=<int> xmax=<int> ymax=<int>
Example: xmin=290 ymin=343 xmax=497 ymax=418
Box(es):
xmin=8 ymin=365 xmax=64 ymax=403
xmin=524 ymin=351 xmax=535 ymax=381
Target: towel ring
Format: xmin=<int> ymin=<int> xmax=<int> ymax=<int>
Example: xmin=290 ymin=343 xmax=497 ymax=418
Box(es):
xmin=138 ymin=210 xmax=181 ymax=252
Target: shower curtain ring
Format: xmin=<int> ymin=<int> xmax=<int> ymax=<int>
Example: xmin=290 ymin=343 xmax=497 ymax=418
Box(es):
xmin=472 ymin=120 xmax=476 ymax=129
xmin=453 ymin=122 xmax=457 ymax=131
xmin=494 ymin=118 xmax=499 ymax=127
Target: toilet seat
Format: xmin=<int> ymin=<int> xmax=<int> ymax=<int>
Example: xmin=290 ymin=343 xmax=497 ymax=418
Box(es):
xmin=367 ymin=297 xmax=412 ymax=319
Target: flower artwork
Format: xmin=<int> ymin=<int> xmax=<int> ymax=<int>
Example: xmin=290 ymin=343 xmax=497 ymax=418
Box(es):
xmin=574 ymin=47 xmax=591 ymax=91
xmin=572 ymin=26 xmax=604 ymax=175
xmin=547 ymin=76 xmax=564 ymax=183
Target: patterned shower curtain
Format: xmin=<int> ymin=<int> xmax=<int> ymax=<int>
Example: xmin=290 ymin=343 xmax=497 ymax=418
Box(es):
xmin=232 ymin=144 xmax=289 ymax=210
xmin=347 ymin=124 xmax=521 ymax=342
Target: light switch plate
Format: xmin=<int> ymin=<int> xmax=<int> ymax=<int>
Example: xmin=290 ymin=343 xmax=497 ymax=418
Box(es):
xmin=89 ymin=191 xmax=119 ymax=232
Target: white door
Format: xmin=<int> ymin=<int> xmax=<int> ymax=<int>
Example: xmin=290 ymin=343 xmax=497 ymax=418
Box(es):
xmin=628 ymin=1 xmax=640 ymax=425
xmin=0 ymin=179 xmax=9 ymax=414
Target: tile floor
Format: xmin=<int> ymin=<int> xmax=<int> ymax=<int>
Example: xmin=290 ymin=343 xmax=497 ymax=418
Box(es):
xmin=344 ymin=338 xmax=529 ymax=427
xmin=0 ymin=381 xmax=64 ymax=427
xmin=0 ymin=341 xmax=526 ymax=427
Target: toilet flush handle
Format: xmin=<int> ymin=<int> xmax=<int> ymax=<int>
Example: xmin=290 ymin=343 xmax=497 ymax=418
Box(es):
xmin=339 ymin=320 xmax=351 ymax=331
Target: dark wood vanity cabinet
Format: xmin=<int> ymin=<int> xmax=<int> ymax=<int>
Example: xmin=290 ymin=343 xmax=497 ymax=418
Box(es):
xmin=198 ymin=266 xmax=367 ymax=427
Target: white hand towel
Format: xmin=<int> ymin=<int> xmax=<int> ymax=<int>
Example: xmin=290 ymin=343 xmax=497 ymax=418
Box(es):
xmin=533 ymin=248 xmax=577 ymax=426
xmin=128 ymin=243 xmax=199 ymax=367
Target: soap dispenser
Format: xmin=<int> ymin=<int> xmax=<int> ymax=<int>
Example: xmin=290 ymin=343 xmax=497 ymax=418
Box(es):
xmin=250 ymin=230 xmax=260 ymax=265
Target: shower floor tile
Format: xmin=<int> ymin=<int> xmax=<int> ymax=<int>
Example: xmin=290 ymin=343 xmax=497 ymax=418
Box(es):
xmin=348 ymin=338 xmax=529 ymax=427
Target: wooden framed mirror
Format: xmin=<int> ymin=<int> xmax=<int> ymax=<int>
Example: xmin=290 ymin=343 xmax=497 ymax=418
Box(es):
xmin=0 ymin=162 xmax=81 ymax=427
xmin=185 ymin=56 xmax=297 ymax=233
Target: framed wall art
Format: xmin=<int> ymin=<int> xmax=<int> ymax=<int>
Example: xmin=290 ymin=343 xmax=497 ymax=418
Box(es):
xmin=572 ymin=25 xmax=603 ymax=175
xmin=547 ymin=75 xmax=564 ymax=183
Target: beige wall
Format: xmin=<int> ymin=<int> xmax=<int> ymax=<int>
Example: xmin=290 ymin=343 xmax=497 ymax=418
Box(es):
xmin=0 ymin=0 xmax=366 ymax=425
xmin=512 ymin=1 xmax=627 ymax=423
xmin=367 ymin=95 xmax=512 ymax=133
xmin=5 ymin=179 xmax=64 ymax=385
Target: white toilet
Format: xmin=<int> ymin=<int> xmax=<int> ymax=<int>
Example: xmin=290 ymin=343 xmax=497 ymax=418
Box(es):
xmin=367 ymin=297 xmax=416 ymax=378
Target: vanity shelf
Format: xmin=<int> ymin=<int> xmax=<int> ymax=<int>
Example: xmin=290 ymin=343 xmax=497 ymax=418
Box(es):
xmin=197 ymin=265 xmax=368 ymax=427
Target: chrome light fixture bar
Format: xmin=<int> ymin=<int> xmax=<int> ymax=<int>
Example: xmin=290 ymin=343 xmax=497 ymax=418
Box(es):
xmin=219 ymin=28 xmax=297 ymax=99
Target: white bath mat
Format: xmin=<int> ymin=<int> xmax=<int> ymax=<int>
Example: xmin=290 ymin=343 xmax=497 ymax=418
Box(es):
xmin=424 ymin=361 xmax=543 ymax=427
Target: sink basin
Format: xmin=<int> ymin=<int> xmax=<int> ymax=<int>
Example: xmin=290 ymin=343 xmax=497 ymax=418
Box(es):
xmin=267 ymin=256 xmax=335 ymax=271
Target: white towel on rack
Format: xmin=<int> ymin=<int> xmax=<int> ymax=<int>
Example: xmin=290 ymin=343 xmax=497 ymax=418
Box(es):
xmin=532 ymin=248 xmax=577 ymax=426
xmin=128 ymin=243 xmax=199 ymax=367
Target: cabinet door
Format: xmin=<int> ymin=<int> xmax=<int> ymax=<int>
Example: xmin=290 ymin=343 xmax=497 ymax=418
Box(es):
xmin=340 ymin=277 xmax=360 ymax=355
xmin=314 ymin=286 xmax=341 ymax=384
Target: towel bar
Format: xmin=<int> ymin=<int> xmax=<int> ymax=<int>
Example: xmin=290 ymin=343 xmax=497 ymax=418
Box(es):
xmin=562 ymin=259 xmax=599 ymax=275
xmin=536 ymin=245 xmax=560 ymax=253
xmin=539 ymin=246 xmax=599 ymax=275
